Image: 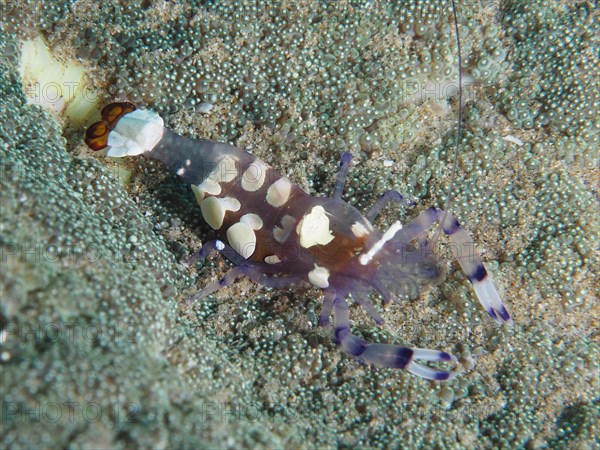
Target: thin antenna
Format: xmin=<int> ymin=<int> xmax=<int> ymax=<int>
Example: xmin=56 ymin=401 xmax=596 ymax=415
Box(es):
xmin=446 ymin=0 xmax=463 ymax=213
xmin=432 ymin=0 xmax=463 ymax=243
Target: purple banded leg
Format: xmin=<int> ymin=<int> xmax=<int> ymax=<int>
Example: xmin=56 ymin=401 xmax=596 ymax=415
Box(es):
xmin=244 ymin=265 xmax=303 ymax=289
xmin=332 ymin=152 xmax=353 ymax=199
xmin=188 ymin=264 xmax=249 ymax=300
xmin=367 ymin=276 xmax=394 ymax=305
xmin=334 ymin=275 xmax=389 ymax=319
xmin=365 ymin=190 xmax=410 ymax=222
xmin=436 ymin=210 xmax=513 ymax=325
xmin=351 ymin=293 xmax=385 ymax=325
xmin=183 ymin=240 xmax=221 ymax=266
xmin=397 ymin=207 xmax=513 ymax=325
xmin=319 ymin=290 xmax=335 ymax=326
xmin=190 ymin=262 xmax=303 ymax=301
xmin=332 ymin=293 xmax=457 ymax=380
xmin=184 ymin=239 xmax=246 ymax=267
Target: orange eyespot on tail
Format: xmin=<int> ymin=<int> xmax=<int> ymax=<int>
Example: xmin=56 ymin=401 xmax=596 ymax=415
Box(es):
xmin=101 ymin=102 xmax=136 ymax=127
xmin=85 ymin=121 xmax=110 ymax=150
xmin=84 ymin=102 xmax=137 ymax=151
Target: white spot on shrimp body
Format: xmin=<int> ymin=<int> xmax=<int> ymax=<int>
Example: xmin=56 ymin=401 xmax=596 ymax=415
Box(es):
xmin=264 ymin=255 xmax=281 ymax=264
xmin=176 ymin=167 xmax=185 ymax=176
xmin=308 ymin=264 xmax=330 ymax=288
xmin=200 ymin=196 xmax=241 ymax=230
xmin=273 ymin=214 xmax=296 ymax=243
xmin=241 ymin=159 xmax=270 ymax=192
xmin=266 ymin=178 xmax=292 ymax=207
xmin=227 ymin=222 xmax=257 ymax=259
xmin=351 ymin=221 xmax=370 ymax=238
xmin=240 ymin=213 xmax=263 ymax=230
xmin=296 ymin=206 xmax=335 ymax=248
xmin=190 ymin=185 xmax=205 ymax=205
xmin=195 ymin=155 xmax=239 ymax=199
